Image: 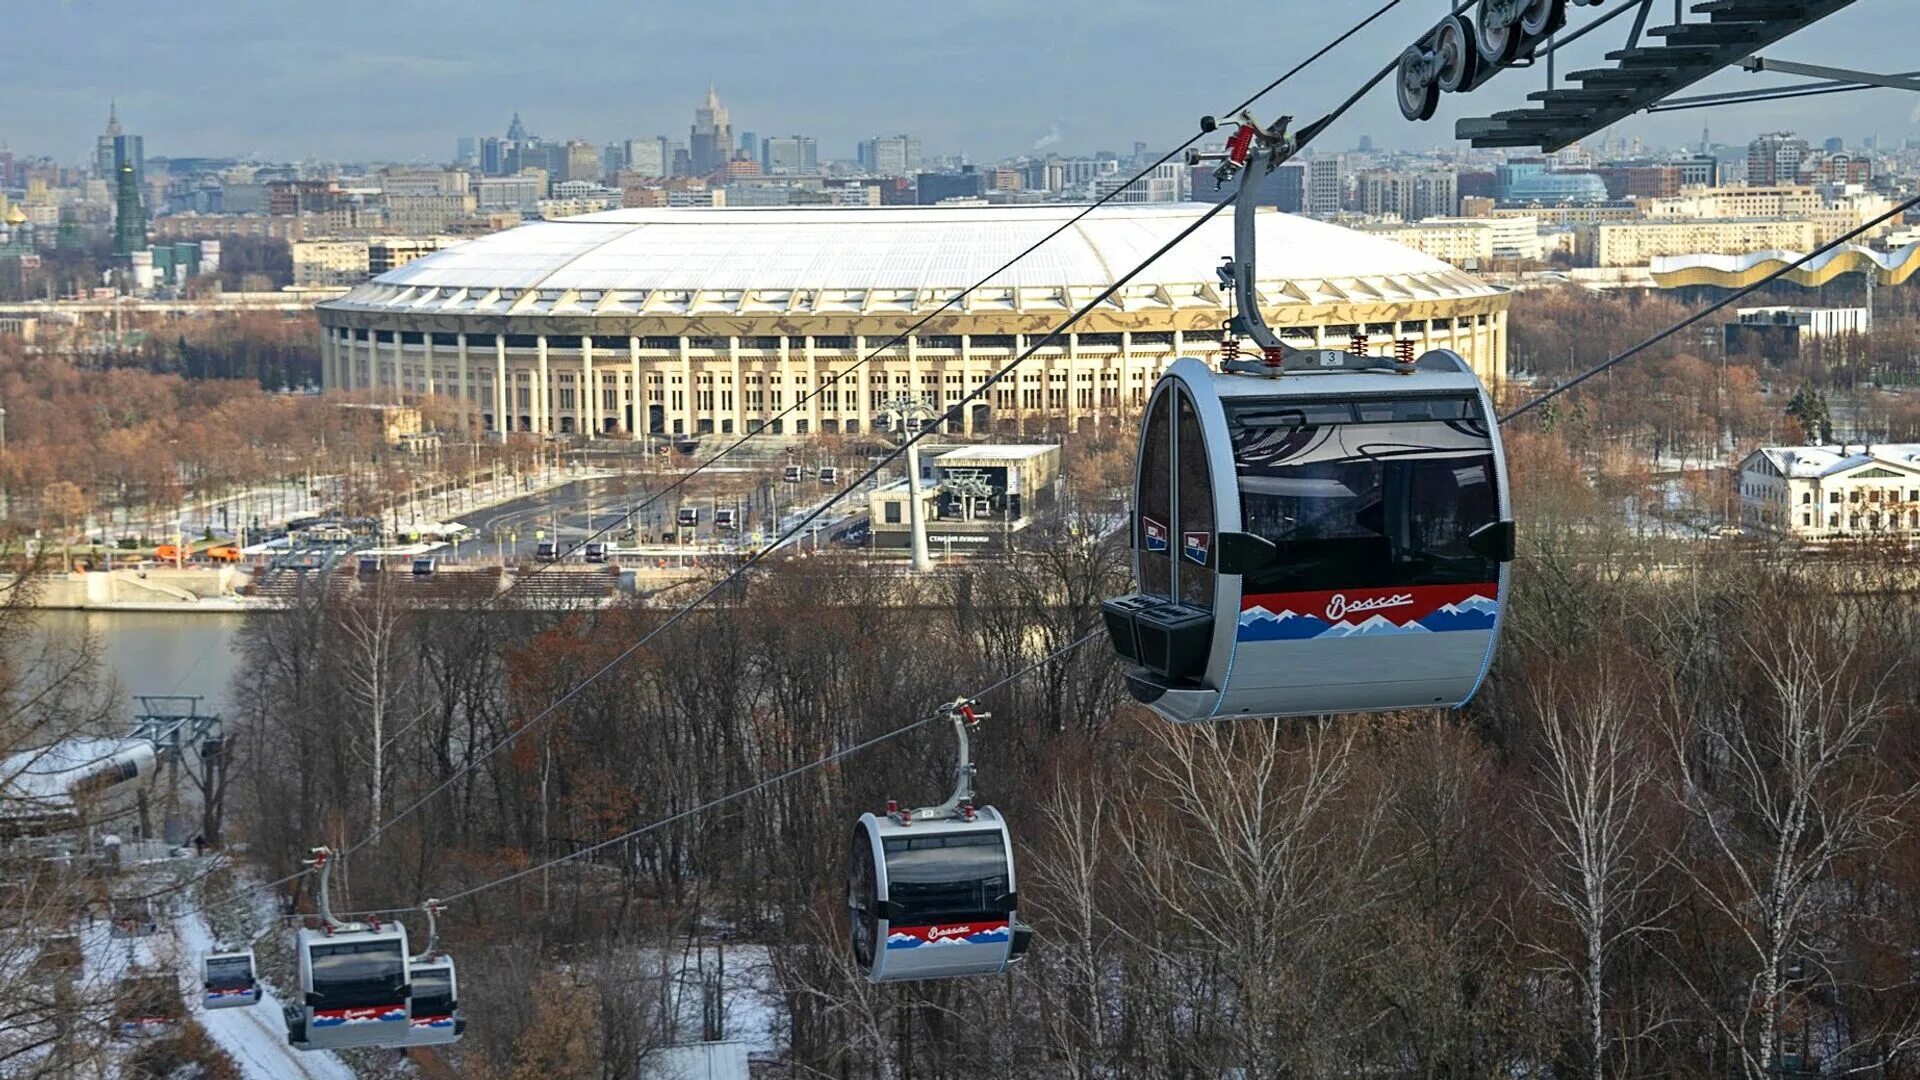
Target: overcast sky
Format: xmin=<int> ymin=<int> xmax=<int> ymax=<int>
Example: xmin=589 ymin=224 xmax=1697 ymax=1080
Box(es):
xmin=5 ymin=0 xmax=1916 ymax=165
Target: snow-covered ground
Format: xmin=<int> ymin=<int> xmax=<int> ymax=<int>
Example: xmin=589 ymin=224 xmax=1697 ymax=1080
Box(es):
xmin=171 ymin=904 xmax=355 ymax=1080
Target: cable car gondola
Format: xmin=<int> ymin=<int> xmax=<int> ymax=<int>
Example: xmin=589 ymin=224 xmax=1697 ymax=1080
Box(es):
xmin=847 ymin=702 xmax=1031 ymax=982
xmin=783 ymin=465 xmax=804 ymax=483
xmin=819 ymin=465 xmax=839 ymax=485
xmin=715 ymin=507 xmax=738 ymax=530
xmin=402 ymin=903 xmax=466 ymax=1047
xmin=677 ymin=507 xmax=700 ymax=528
xmin=203 ymin=948 xmax=261 ymax=1009
xmin=285 ymin=849 xmax=413 ymax=1052
xmin=1102 ymin=117 xmax=1513 ymax=723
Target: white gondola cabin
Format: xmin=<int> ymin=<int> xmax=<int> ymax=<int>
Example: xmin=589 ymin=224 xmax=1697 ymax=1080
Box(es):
xmin=402 ymin=956 xmax=465 ymax=1047
xmin=677 ymin=507 xmax=700 ymax=528
xmin=286 ymin=922 xmax=413 ymax=1051
xmin=846 ymin=702 xmax=1031 ymax=982
xmin=202 ymin=949 xmax=261 ymax=1009
xmin=1102 ymin=354 xmax=1512 ymax=721
xmin=1104 ymin=116 xmax=1513 ymax=722
xmin=819 ymin=465 xmax=839 ymax=485
xmin=783 ymin=465 xmax=804 ymax=483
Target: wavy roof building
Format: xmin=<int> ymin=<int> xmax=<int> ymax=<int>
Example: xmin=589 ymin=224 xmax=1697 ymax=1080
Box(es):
xmin=315 ymin=205 xmax=1510 ymax=439
xmin=1651 ymin=242 xmax=1920 ymax=289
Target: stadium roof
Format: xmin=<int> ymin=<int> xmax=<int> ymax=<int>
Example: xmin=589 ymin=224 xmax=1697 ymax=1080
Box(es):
xmin=325 ymin=205 xmax=1498 ymax=320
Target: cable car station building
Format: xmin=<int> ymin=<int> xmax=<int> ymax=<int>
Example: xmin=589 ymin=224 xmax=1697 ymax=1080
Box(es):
xmin=314 ymin=206 xmax=1509 ymax=438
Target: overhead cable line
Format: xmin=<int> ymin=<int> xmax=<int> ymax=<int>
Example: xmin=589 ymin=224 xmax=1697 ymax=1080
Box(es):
xmin=1499 ymin=192 xmax=1920 ymax=425
xmin=165 ymin=0 xmax=1410 ymax=923
xmin=430 ymin=632 xmax=1101 ymax=905
xmin=335 ymin=17 xmax=1406 ymax=863
xmin=497 ymin=0 xmax=1412 ymax=585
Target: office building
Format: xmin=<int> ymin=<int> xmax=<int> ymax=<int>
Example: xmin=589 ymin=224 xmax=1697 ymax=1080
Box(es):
xmin=690 ymin=86 xmax=733 ymax=176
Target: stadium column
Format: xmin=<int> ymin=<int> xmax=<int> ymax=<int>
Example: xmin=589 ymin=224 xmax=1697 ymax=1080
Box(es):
xmin=854 ymin=336 xmax=870 ymax=435
xmin=391 ymin=330 xmax=404 ymax=404
xmin=803 ymin=336 xmax=819 ymax=435
xmin=777 ymin=335 xmax=792 ymax=435
xmin=582 ymin=336 xmax=596 ymax=439
xmin=1492 ymin=311 xmax=1507 ymax=389
xmin=424 ymin=334 xmax=437 ymax=398
xmin=457 ymin=334 xmax=471 ymax=433
xmin=536 ymin=335 xmax=551 ymax=435
xmin=678 ymin=336 xmax=693 ymax=436
xmin=959 ymin=335 xmax=974 ymax=436
xmin=628 ymin=336 xmax=642 ymax=440
xmin=494 ymin=336 xmax=508 ymax=434
xmin=343 ymin=332 xmax=356 ymax=392
xmin=1066 ymin=332 xmax=1080 ymax=434
xmin=728 ymin=337 xmax=743 ymax=436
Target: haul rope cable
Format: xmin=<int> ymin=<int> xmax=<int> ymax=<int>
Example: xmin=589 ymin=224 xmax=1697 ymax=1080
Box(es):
xmin=163 ymin=6 xmax=1409 ymax=921
xmin=291 ymin=191 xmax=1920 ymax=920
xmin=194 ymin=0 xmax=1635 ymax=917
xmin=1500 ymin=191 xmax=1920 ymax=424
xmin=489 ymin=0 xmax=1414 ymax=595
xmin=336 ymin=30 xmax=1406 ymax=864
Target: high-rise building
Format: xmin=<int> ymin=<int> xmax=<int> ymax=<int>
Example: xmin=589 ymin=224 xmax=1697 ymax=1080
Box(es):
xmin=1674 ymin=155 xmax=1719 ymax=188
xmin=455 ymin=136 xmax=478 ymax=166
xmin=690 ymin=86 xmax=733 ymax=176
xmin=1305 ymin=157 xmax=1344 ymax=217
xmin=113 ymin=163 xmax=146 ymax=258
xmin=1093 ymin=161 xmax=1184 ymax=204
xmin=1823 ymin=136 xmax=1845 ymax=155
xmin=1358 ymin=169 xmax=1457 ymax=221
xmin=1748 ymin=132 xmax=1809 ymax=187
xmin=763 ymin=135 xmax=818 ymax=175
xmin=625 ymin=138 xmax=667 ymax=178
xmin=917 ymin=169 xmax=984 ymax=204
xmin=95 ymin=102 xmax=144 ymax=192
xmin=737 ymin=131 xmax=759 ymax=164
xmin=480 ymin=137 xmax=505 ymax=176
xmin=565 ymin=141 xmax=602 ymax=183
xmin=859 ymin=135 xmax=922 ymax=177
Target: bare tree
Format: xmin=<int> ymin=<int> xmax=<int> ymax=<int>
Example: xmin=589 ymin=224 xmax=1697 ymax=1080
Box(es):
xmin=1668 ymin=609 xmax=1918 ymax=1075
xmin=1520 ymin=670 xmax=1666 ymax=1079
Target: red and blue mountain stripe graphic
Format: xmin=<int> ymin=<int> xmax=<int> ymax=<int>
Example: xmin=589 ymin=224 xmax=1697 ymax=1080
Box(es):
xmin=1238 ymin=584 xmax=1499 ymax=641
xmin=885 ymin=921 xmax=1011 ymax=949
xmin=313 ymin=1005 xmax=408 ymax=1026
xmin=412 ymin=1014 xmax=457 ymax=1029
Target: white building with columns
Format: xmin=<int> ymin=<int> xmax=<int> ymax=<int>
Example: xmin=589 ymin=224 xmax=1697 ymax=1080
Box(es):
xmin=313 ymin=205 xmax=1510 ymax=439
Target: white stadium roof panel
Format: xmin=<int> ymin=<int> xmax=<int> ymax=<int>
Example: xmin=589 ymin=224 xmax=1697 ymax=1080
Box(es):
xmin=328 ymin=206 xmax=1496 ymax=319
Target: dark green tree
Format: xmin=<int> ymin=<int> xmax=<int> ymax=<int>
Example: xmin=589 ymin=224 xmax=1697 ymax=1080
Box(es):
xmin=1784 ymin=383 xmax=1831 ymax=444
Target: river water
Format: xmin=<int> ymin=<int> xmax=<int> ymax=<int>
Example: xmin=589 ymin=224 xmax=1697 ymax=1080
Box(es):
xmin=30 ymin=611 xmax=249 ymax=721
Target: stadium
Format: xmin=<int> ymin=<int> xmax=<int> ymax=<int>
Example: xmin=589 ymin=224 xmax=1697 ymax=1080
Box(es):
xmin=313 ymin=205 xmax=1511 ymax=438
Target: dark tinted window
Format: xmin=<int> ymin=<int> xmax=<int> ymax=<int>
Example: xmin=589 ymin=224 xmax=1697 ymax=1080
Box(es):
xmin=309 ymin=939 xmax=406 ymax=1008
xmin=410 ymin=966 xmax=455 ymax=1016
xmin=1232 ymin=395 xmax=1499 ymax=593
xmin=848 ymin=830 xmax=879 ymax=969
xmin=883 ymin=831 xmax=1009 ymax=924
xmin=1175 ymin=390 xmax=1214 ymax=609
xmin=1137 ymin=391 xmax=1172 ymax=597
xmin=205 ymin=955 xmax=254 ymax=989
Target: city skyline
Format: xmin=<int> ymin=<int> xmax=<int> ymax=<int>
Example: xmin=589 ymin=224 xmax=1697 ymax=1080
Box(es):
xmin=4 ymin=1 xmax=1917 ymax=164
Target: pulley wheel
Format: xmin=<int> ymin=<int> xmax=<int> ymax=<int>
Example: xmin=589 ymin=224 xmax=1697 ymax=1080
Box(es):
xmin=1435 ymin=14 xmax=1478 ymax=94
xmin=1397 ymin=46 xmax=1440 ymax=122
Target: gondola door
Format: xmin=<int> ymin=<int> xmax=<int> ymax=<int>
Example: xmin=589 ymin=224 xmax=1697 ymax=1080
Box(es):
xmin=1103 ymin=366 xmax=1241 ymax=713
